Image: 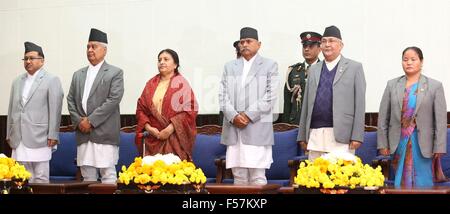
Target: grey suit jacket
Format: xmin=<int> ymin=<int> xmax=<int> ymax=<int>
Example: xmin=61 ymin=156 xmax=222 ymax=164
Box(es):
xmin=377 ymin=75 xmax=447 ymax=158
xmin=67 ymin=61 xmax=124 ymax=146
xmin=6 ymin=69 xmax=64 ymax=149
xmin=219 ymin=55 xmax=279 ymax=146
xmin=297 ymin=56 xmax=366 ymax=144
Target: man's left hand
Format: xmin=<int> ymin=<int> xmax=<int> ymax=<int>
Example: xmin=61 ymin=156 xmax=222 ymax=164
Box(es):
xmin=47 ymin=139 xmax=58 ymax=147
xmin=239 ymin=112 xmax=251 ymax=124
xmin=232 ymin=114 xmax=248 ymax=129
xmin=79 ymin=117 xmax=92 ymax=133
xmin=298 ymin=141 xmax=308 ymax=152
xmin=349 ymin=141 xmax=362 ymax=150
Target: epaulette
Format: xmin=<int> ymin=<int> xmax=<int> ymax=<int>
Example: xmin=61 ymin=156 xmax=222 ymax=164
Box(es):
xmin=288 ymin=62 xmax=302 ymax=68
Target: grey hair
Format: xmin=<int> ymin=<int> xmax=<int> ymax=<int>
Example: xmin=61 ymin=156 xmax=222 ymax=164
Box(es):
xmin=99 ymin=42 xmax=108 ymax=48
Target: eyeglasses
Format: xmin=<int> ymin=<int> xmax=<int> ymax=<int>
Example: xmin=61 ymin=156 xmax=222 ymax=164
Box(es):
xmin=22 ymin=57 xmax=43 ymax=61
xmin=320 ymin=38 xmax=341 ymax=45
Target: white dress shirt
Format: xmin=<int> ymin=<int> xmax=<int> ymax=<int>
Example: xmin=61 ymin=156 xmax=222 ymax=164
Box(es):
xmin=77 ymin=60 xmax=119 ymax=168
xmin=324 ymin=54 xmax=341 ymax=71
xmin=226 ymin=55 xmax=273 ymax=169
xmin=82 ymin=60 xmax=104 ymax=113
xmin=12 ymin=69 xmax=52 ymax=162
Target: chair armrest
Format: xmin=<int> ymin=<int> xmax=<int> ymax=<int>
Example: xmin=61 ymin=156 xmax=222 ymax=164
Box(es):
xmin=372 ymin=155 xmax=391 ymax=180
xmin=373 ymin=155 xmax=392 ymax=161
xmin=214 ymin=156 xmax=226 ymax=184
xmin=73 ymin=158 xmax=82 ymax=181
xmin=288 ymin=155 xmax=308 ymax=185
xmin=214 ymin=155 xmax=233 ymax=183
xmin=291 ymin=155 xmax=308 ymax=161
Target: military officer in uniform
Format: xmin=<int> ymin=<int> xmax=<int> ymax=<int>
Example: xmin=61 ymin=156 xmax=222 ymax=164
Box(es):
xmin=233 ymin=40 xmax=242 ymax=59
xmin=282 ymin=31 xmax=322 ymax=124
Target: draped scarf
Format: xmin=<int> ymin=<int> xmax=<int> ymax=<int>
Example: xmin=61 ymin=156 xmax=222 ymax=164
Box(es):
xmin=135 ymin=73 xmax=198 ymax=161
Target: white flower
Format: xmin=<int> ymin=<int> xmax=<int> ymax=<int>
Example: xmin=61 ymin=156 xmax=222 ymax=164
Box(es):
xmin=0 ymin=153 xmax=7 ymax=158
xmin=142 ymin=153 xmax=181 ymax=166
xmin=321 ymin=151 xmax=357 ymax=163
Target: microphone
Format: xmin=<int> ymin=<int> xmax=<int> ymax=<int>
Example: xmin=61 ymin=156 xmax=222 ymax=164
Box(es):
xmin=142 ymin=131 xmax=150 ymax=137
xmin=141 ymin=131 xmax=149 ymax=158
xmin=137 ymin=131 xmax=150 ymax=138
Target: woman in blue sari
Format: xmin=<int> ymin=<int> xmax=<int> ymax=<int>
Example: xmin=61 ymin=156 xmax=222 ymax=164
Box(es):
xmin=377 ymin=47 xmax=447 ymax=187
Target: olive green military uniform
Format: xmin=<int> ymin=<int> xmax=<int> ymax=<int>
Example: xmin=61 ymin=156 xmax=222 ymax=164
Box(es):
xmin=282 ymin=62 xmax=309 ymax=124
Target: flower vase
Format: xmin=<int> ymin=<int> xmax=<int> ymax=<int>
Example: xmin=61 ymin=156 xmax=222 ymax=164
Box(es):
xmin=117 ymin=182 xmax=207 ymax=194
xmin=0 ymin=179 xmax=12 ymax=194
xmin=9 ymin=178 xmax=32 ymax=194
xmin=294 ymin=185 xmax=381 ymax=194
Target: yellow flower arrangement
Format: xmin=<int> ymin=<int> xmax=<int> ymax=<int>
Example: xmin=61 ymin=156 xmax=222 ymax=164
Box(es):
xmin=294 ymin=152 xmax=384 ymax=189
xmin=0 ymin=154 xmax=32 ymax=182
xmin=118 ymin=154 xmax=207 ymax=187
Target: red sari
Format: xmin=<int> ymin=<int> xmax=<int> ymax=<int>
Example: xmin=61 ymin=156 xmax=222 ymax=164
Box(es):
xmin=135 ymin=73 xmax=198 ymax=161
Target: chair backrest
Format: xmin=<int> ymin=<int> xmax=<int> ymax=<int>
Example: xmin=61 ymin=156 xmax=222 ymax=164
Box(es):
xmin=267 ymin=127 xmax=300 ymax=180
xmin=116 ymin=129 xmax=139 ymax=173
xmin=50 ymin=128 xmax=77 ymax=179
xmin=193 ymin=125 xmax=226 ymax=178
xmin=440 ymin=128 xmax=450 ymax=178
xmin=356 ymin=130 xmax=378 ymax=165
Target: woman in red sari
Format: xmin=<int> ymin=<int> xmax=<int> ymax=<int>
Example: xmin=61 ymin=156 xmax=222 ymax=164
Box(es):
xmin=135 ymin=49 xmax=198 ymax=161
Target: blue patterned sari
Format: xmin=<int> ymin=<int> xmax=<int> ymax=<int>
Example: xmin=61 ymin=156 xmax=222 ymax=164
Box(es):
xmin=392 ymin=82 xmax=433 ymax=187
